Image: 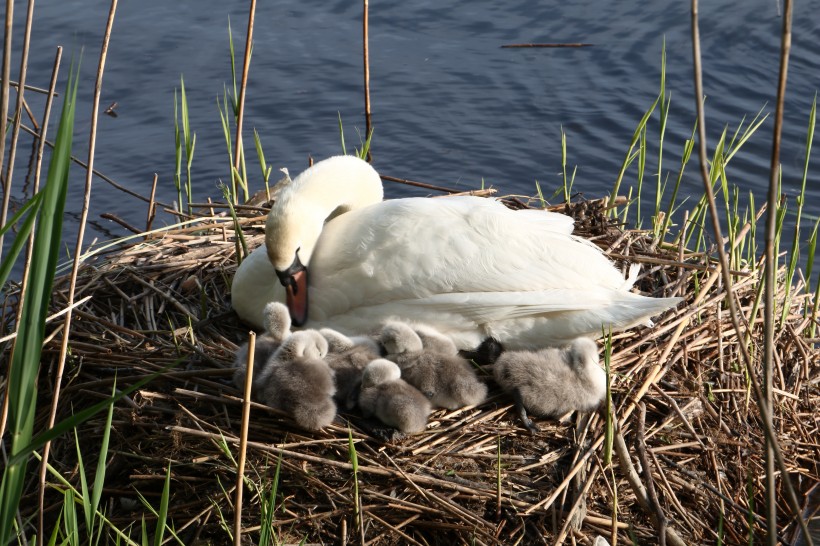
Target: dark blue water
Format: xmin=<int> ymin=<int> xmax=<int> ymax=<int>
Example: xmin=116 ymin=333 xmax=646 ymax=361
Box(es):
xmin=4 ymin=0 xmax=820 ymax=274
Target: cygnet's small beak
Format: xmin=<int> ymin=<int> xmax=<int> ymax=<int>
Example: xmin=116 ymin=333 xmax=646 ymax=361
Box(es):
xmin=276 ymin=254 xmax=308 ymax=327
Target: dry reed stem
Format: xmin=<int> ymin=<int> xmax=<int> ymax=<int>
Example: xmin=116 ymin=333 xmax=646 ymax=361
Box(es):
xmin=232 ymin=0 xmax=257 ymax=198
xmin=234 ymin=331 xmax=255 ymax=545
xmin=691 ymin=0 xmax=810 ymax=540
xmin=362 ymin=0 xmax=372 ymax=159
xmin=0 ymin=0 xmax=13 ymax=258
xmin=0 ymin=0 xmax=35 ymax=246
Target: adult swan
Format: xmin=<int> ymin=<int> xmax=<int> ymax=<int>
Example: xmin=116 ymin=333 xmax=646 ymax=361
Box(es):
xmin=231 ymin=155 xmax=680 ymax=350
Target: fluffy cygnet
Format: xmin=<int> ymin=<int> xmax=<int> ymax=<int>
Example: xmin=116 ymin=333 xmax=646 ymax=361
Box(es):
xmin=233 ymin=302 xmax=293 ymax=396
xmin=261 ymin=330 xmax=336 ymax=431
xmin=412 ymin=323 xmax=459 ymax=356
xmin=358 ymin=359 xmax=431 ymax=435
xmin=380 ymin=321 xmax=487 ymax=410
xmin=493 ymin=338 xmax=605 ymax=433
xmin=320 ymin=328 xmax=381 ymax=410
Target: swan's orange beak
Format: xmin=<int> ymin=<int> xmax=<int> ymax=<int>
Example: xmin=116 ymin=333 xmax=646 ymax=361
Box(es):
xmin=276 ymin=254 xmax=309 ymax=326
xmin=286 ymin=269 xmax=308 ymax=326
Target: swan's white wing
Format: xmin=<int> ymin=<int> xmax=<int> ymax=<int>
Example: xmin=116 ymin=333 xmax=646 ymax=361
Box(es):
xmin=309 ymin=196 xmax=629 ymax=319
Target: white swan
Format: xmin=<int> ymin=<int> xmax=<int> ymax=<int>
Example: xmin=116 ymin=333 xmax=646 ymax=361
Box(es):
xmin=231 ymin=155 xmax=680 ymax=350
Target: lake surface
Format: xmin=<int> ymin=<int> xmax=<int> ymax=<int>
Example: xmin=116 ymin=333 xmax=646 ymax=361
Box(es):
xmin=5 ymin=0 xmax=820 ymax=273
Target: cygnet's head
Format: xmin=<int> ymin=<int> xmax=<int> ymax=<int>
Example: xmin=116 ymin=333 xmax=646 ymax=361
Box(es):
xmin=379 ymin=321 xmax=423 ymax=355
xmin=278 ymin=330 xmax=329 ymax=361
xmin=361 ymin=359 xmax=401 ymax=388
xmin=263 ymin=302 xmax=292 ymax=342
xmin=567 ymin=338 xmax=599 ymax=370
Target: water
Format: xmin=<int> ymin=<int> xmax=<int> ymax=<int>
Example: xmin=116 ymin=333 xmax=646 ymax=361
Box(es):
xmin=4 ymin=0 xmax=820 ymax=275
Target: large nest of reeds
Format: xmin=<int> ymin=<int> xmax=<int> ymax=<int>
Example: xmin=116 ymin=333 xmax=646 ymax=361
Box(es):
xmin=7 ymin=190 xmax=819 ymax=545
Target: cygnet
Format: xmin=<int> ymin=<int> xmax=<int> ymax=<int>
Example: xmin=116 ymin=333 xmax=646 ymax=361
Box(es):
xmin=358 ymin=359 xmax=431 ymax=435
xmin=261 ymin=330 xmax=336 ymax=431
xmin=380 ymin=321 xmax=487 ymax=410
xmin=233 ymin=302 xmax=292 ymax=396
xmin=320 ymin=328 xmax=380 ymax=410
xmin=412 ymin=323 xmax=459 ymax=356
xmin=493 ymin=338 xmax=605 ymax=433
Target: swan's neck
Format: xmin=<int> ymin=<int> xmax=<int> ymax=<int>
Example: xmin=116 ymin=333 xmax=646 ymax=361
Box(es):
xmin=265 ymin=156 xmax=383 ymax=271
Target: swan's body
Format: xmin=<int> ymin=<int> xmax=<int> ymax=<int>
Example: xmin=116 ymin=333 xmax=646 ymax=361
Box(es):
xmin=232 ymin=155 xmax=680 ymax=350
xmin=493 ymin=338 xmax=605 ymax=433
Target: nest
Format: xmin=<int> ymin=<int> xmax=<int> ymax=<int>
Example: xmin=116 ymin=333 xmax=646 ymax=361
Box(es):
xmin=3 ymin=192 xmax=819 ymax=545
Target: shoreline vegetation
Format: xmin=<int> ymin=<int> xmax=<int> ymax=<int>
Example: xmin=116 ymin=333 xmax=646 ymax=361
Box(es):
xmin=1 ymin=0 xmax=818 ymax=544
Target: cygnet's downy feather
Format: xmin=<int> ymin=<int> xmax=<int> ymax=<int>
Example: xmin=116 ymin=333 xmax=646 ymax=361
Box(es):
xmin=261 ymin=330 xmax=336 ymax=431
xmin=233 ymin=302 xmax=293 ymax=397
xmin=493 ymin=338 xmax=605 ymax=433
xmin=380 ymin=321 xmax=487 ymax=410
xmin=358 ymin=359 xmax=431 ymax=435
xmin=320 ymin=328 xmax=380 ymax=410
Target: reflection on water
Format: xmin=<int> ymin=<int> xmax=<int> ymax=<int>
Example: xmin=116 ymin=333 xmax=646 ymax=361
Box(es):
xmin=4 ymin=0 xmax=820 ymax=272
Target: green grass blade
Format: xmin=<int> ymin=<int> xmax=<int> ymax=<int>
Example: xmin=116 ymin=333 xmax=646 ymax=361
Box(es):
xmin=153 ymin=464 xmax=172 ymax=546
xmin=0 ymin=192 xmax=43 ymax=288
xmin=73 ymin=429 xmax=92 ymax=531
xmin=603 ymin=326 xmax=613 ymax=467
xmin=220 ymin=182 xmax=249 ymax=260
xmin=253 ymin=128 xmax=272 ymax=201
xmin=357 ymin=126 xmax=374 ymax=160
xmin=338 ymin=112 xmax=347 ymax=156
xmin=90 ymin=381 xmax=117 ymax=528
xmin=173 ymin=89 xmax=183 ymax=212
xmin=348 ymin=428 xmax=363 ymax=543
xmin=63 ymin=488 xmax=79 ymax=546
xmin=0 ymin=59 xmax=79 ymax=546
xmin=260 ymin=452 xmax=283 ymax=546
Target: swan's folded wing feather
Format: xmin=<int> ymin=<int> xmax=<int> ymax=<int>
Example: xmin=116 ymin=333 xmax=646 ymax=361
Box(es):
xmin=311 ymin=196 xmax=632 ymax=318
xmin=398 ymin=290 xmax=680 ymax=324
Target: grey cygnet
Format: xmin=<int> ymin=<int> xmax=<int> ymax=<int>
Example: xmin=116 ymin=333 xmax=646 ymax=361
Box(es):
xmin=320 ymin=328 xmax=380 ymax=410
xmin=233 ymin=302 xmax=292 ymax=397
xmin=358 ymin=359 xmax=431 ymax=435
xmin=380 ymin=321 xmax=487 ymax=410
xmin=261 ymin=330 xmax=336 ymax=431
xmin=493 ymin=337 xmax=605 ymax=433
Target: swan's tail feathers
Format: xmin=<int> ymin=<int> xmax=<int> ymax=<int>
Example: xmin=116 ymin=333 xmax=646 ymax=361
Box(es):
xmin=604 ymin=293 xmax=683 ymax=330
xmin=619 ymin=264 xmax=641 ymax=291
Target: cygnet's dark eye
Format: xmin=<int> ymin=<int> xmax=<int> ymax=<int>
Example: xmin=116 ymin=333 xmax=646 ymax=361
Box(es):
xmin=425 ymin=391 xmax=435 ymax=399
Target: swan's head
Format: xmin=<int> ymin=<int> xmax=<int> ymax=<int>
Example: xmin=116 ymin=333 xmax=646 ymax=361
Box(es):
xmin=264 ymin=198 xmax=322 ymax=327
xmin=263 ymin=156 xmax=384 ymax=326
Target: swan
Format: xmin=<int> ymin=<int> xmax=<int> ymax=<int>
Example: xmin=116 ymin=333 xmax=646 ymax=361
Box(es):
xmin=493 ymin=337 xmax=605 ymax=433
xmin=231 ymin=155 xmax=681 ymax=350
